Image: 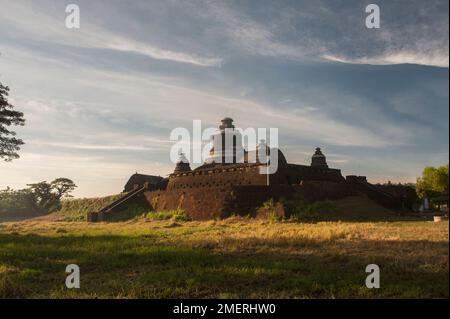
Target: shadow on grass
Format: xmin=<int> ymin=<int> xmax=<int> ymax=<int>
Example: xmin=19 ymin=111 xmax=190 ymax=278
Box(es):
xmin=0 ymin=233 xmax=447 ymax=299
xmin=287 ymin=215 xmax=433 ymax=224
xmin=0 ymin=214 xmax=46 ymax=223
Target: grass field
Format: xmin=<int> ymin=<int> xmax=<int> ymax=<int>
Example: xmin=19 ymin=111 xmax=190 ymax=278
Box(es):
xmin=0 ymin=215 xmax=448 ymax=298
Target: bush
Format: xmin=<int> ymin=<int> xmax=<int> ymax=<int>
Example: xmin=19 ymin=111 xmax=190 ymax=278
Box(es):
xmin=0 ymin=188 xmax=39 ymax=218
xmin=260 ymin=198 xmax=281 ymax=221
xmin=262 ymin=198 xmax=275 ymax=210
xmin=290 ymin=199 xmax=336 ymax=222
xmin=146 ymin=209 xmax=190 ymax=222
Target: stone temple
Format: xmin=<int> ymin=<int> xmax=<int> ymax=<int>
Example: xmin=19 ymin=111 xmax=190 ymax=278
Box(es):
xmin=88 ymin=118 xmax=416 ymax=221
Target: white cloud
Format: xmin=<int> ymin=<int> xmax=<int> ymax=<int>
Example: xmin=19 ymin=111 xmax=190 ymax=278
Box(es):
xmin=3 ymin=45 xmax=411 ymax=150
xmin=322 ymin=51 xmax=449 ymax=68
xmin=2 ymin=0 xmax=447 ymax=68
xmin=102 ymin=38 xmax=222 ymax=67
xmin=197 ymin=1 xmax=449 ymax=67
xmin=88 ymin=68 xmax=408 ymax=148
xmin=196 ymin=1 xmax=307 ymax=60
xmin=27 ymin=141 xmax=157 ymax=152
xmin=0 ymin=1 xmax=222 ymax=67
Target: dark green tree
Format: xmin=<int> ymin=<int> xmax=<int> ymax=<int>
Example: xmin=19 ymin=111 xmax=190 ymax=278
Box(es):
xmin=0 ymin=82 xmax=25 ymax=161
xmin=28 ymin=178 xmax=77 ymax=212
xmin=51 ymin=178 xmax=77 ymax=199
xmin=0 ymin=187 xmax=38 ymax=217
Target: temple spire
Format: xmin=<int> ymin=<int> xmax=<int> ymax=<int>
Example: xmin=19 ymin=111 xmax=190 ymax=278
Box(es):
xmin=311 ymin=147 xmax=328 ymax=169
xmin=173 ymin=151 xmax=191 ymax=173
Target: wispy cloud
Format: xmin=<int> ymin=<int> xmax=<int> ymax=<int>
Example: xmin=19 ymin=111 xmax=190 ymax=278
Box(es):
xmin=194 ymin=0 xmax=449 ymax=67
xmin=197 ymin=0 xmax=307 ymax=60
xmin=27 ymin=141 xmax=157 ymax=152
xmin=2 ymin=41 xmax=425 ymax=150
xmin=0 ymin=1 xmax=222 ymax=67
xmin=102 ymin=39 xmax=222 ymax=67
xmin=322 ymin=51 xmax=449 ymax=68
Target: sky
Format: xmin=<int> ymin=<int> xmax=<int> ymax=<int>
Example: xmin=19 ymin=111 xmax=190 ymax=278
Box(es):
xmin=0 ymin=0 xmax=448 ymax=197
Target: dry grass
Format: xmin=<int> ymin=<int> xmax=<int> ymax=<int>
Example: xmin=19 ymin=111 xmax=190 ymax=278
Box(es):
xmin=0 ymin=217 xmax=448 ymax=298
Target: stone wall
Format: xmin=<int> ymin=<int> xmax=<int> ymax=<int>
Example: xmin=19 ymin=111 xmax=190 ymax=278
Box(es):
xmin=278 ymin=164 xmax=345 ymax=184
xmin=145 ymin=187 xmax=235 ymax=219
xmin=167 ymin=162 xmax=345 ymax=191
xmin=144 ymin=181 xmax=352 ymax=220
xmin=167 ymin=163 xmax=267 ymax=190
xmin=142 ymin=162 xmax=351 ymax=220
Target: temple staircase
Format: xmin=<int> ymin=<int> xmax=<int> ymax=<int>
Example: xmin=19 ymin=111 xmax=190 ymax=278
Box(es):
xmin=346 ymin=176 xmax=403 ymax=210
xmin=87 ymin=184 xmax=147 ymax=222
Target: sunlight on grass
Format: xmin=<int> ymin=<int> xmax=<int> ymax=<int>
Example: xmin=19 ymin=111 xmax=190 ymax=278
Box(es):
xmin=0 ymin=218 xmax=448 ymax=298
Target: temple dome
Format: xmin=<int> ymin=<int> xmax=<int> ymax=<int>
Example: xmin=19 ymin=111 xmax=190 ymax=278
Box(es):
xmin=205 ymin=117 xmax=245 ymax=164
xmin=173 ymin=152 xmax=192 ymax=173
xmin=311 ymin=147 xmax=328 ymax=169
xmin=219 ymin=117 xmax=234 ymax=130
xmin=255 ymin=140 xmax=287 ymax=166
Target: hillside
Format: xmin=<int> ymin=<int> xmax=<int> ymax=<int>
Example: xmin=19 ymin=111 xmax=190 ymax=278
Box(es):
xmin=56 ymin=194 xmax=123 ymax=221
xmin=50 ymin=194 xmax=407 ymax=223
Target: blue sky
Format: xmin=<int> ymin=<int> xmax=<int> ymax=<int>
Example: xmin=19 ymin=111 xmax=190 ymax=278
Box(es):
xmin=0 ymin=0 xmax=448 ymax=197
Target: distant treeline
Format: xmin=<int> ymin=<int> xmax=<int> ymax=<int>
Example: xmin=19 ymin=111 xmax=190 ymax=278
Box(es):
xmin=0 ymin=188 xmax=38 ymax=217
xmin=0 ymin=178 xmax=76 ymax=218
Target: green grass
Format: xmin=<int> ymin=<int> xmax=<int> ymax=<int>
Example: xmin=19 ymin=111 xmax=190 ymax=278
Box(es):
xmin=289 ymin=199 xmax=337 ymax=222
xmin=0 ymin=217 xmax=448 ymax=298
xmin=56 ymin=195 xmax=153 ymax=222
xmin=145 ymin=209 xmax=190 ymax=222
xmin=56 ymin=195 xmax=123 ymax=221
